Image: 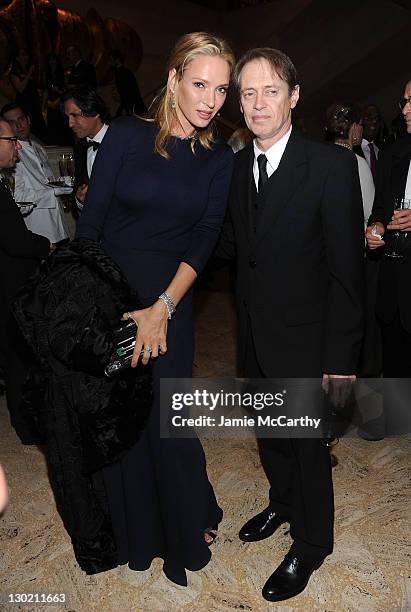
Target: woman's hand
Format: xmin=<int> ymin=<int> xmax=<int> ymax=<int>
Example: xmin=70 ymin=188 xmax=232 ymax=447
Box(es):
xmin=366 ymin=222 xmax=385 ymax=249
xmin=122 ymin=299 xmax=169 ymax=366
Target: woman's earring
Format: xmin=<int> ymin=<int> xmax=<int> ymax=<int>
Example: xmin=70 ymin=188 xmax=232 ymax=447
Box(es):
xmin=171 ymin=91 xmax=176 ymax=109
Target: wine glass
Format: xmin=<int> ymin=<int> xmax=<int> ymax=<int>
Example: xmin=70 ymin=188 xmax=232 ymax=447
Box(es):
xmin=384 ymin=198 xmax=411 ymax=260
xmin=66 ymin=154 xmax=75 ymax=185
xmin=58 ymin=153 xmax=68 ymax=178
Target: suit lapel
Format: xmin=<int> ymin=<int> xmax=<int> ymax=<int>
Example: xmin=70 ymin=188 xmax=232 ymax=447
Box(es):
xmin=391 ymin=141 xmax=411 ymax=199
xmin=235 ymin=144 xmax=254 ymax=240
xmin=254 ymin=130 xmax=308 ymax=246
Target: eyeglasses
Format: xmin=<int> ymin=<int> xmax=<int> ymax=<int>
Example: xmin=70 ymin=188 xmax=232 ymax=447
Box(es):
xmin=0 ymin=136 xmax=18 ymax=143
xmin=398 ymin=96 xmax=411 ymax=111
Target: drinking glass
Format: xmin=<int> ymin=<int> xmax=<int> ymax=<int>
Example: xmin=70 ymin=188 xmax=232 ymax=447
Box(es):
xmin=58 ymin=154 xmax=68 ymax=177
xmin=384 ymin=198 xmax=411 ymax=260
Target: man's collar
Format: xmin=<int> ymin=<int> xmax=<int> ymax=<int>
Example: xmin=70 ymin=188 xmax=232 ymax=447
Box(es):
xmin=253 ymin=126 xmax=292 ymax=164
xmin=86 ymin=123 xmax=109 ymax=144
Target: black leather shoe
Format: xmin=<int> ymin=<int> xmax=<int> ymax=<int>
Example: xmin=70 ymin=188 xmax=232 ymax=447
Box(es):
xmin=239 ymin=508 xmax=287 ymax=542
xmin=262 ymin=553 xmax=324 ymax=602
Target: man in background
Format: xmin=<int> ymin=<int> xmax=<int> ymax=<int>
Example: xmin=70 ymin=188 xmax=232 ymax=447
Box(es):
xmin=1 ymin=102 xmax=69 ymax=244
xmin=62 ymin=87 xmax=110 ymax=215
xmin=110 ymin=50 xmax=146 ymax=116
xmin=0 ymin=117 xmax=50 ymax=443
xmin=65 ymin=46 xmax=97 ymax=89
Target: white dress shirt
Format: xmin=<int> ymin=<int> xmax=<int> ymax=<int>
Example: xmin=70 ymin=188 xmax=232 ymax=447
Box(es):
xmin=86 ymin=123 xmax=109 ymax=177
xmin=361 ymin=138 xmax=379 ymax=168
xmin=404 ymin=160 xmax=411 ymax=200
xmin=14 ymin=140 xmax=68 ymax=243
xmin=253 ymin=127 xmax=292 ymax=190
xmin=355 ymin=154 xmax=375 ymax=226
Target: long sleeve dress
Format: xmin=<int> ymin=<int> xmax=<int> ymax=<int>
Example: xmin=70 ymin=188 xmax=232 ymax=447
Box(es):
xmin=75 ymin=116 xmax=233 ymax=585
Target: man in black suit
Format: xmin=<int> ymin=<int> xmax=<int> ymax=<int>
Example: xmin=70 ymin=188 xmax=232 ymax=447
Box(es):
xmin=109 ymin=50 xmax=147 ymax=117
xmin=366 ymin=81 xmax=411 ymax=376
xmin=217 ymin=48 xmax=364 ymax=602
xmin=62 ymin=87 xmax=110 ymax=215
xmin=66 ymin=46 xmax=97 ymax=89
xmin=0 ymin=118 xmax=50 ymax=442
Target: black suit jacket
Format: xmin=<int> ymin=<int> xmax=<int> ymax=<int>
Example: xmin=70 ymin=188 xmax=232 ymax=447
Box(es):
xmin=0 ymin=181 xmax=49 ymax=304
xmin=68 ymin=60 xmax=97 ymax=88
xmin=0 ymin=180 xmax=49 ymax=356
xmin=217 ymin=130 xmax=365 ymax=377
xmin=368 ymin=135 xmax=411 ymax=329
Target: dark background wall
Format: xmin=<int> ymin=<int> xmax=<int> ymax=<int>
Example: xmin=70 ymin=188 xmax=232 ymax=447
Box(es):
xmin=54 ymin=0 xmax=411 ymax=137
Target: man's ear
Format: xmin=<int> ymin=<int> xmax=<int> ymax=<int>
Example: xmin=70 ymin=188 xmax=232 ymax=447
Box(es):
xmin=290 ymin=85 xmax=300 ymax=109
xmin=167 ymin=68 xmax=177 ymax=94
xmin=239 ymin=100 xmax=244 ymax=115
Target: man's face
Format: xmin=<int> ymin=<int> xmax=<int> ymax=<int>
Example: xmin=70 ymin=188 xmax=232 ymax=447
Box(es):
xmin=362 ymin=105 xmax=381 ymax=142
xmin=0 ymin=121 xmax=21 ymax=169
xmin=3 ymin=107 xmax=31 ymax=141
xmin=239 ymin=58 xmax=299 ymax=150
xmin=402 ymin=81 xmax=411 ymax=134
xmin=64 ymin=98 xmax=102 ymax=139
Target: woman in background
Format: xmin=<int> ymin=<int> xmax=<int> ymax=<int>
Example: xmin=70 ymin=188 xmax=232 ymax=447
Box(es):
xmin=76 ymin=32 xmax=234 ymax=585
xmin=326 ymin=102 xmax=375 ymax=226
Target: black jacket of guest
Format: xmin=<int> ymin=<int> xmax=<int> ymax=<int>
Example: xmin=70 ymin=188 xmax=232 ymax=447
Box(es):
xmin=0 ymin=180 xmax=49 ymax=309
xmin=13 ymin=239 xmax=152 ymax=574
xmin=68 ymin=60 xmax=97 ymax=88
xmin=217 ymin=130 xmax=365 ymax=377
xmin=0 ymin=179 xmax=49 ymax=440
xmin=368 ymin=135 xmax=411 ymax=331
xmin=114 ymin=65 xmax=146 ymax=116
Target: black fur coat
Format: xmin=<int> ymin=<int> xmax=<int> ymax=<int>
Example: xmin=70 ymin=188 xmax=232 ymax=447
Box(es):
xmin=13 ymin=239 xmax=152 ymax=574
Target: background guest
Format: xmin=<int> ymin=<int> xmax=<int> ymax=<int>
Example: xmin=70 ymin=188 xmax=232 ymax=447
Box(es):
xmin=65 ymin=46 xmax=97 ymax=89
xmin=2 ymin=103 xmax=69 ymax=244
xmin=9 ymin=48 xmax=48 ymax=142
xmin=62 ymin=87 xmax=110 ymax=215
xmin=109 ymin=49 xmax=147 ymax=116
xmin=0 ymin=117 xmax=50 ymax=443
xmin=45 ymin=54 xmax=72 ymax=145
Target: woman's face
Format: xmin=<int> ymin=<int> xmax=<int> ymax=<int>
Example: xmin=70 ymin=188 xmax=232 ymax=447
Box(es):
xmin=169 ymin=54 xmax=230 ymax=136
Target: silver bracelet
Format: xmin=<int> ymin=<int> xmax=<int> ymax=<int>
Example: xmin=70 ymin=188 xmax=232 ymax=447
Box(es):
xmin=159 ymin=292 xmax=176 ymax=319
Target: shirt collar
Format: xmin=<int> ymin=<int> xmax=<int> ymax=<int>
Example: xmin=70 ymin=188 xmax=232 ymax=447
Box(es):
xmin=253 ymin=126 xmax=292 ymax=169
xmin=87 ymin=123 xmax=109 ymax=144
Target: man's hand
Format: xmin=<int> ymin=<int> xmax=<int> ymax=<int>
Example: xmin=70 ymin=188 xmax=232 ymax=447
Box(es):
xmin=75 ymin=184 xmax=88 ymax=203
xmin=322 ymin=374 xmax=356 ymax=409
xmin=387 ymin=209 xmax=411 ymax=231
xmin=366 ymin=222 xmax=385 ymax=249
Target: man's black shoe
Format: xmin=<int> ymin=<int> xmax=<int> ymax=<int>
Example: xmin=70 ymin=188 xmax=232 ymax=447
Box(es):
xmin=262 ymin=553 xmax=324 ymax=602
xmin=239 ymin=507 xmax=287 ymax=542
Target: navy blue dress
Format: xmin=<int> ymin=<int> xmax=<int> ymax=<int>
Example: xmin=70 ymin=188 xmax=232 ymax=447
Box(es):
xmin=76 ymin=117 xmax=233 ymax=585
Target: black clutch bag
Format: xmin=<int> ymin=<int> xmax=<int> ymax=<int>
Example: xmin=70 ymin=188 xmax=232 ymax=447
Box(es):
xmin=105 ymin=320 xmax=137 ymax=377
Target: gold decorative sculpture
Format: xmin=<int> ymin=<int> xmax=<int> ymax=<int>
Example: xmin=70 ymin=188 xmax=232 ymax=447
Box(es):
xmin=0 ymin=0 xmax=143 ymax=100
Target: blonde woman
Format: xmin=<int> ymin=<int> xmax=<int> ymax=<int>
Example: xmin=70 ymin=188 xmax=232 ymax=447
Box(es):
xmin=76 ymin=32 xmax=234 ymax=585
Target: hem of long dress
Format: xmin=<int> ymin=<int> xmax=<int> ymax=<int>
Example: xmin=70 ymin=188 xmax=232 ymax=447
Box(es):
xmin=119 ymin=547 xmax=213 ymax=587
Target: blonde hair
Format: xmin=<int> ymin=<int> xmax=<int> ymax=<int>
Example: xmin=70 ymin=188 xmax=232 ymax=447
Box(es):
xmin=151 ymin=32 xmax=235 ymax=159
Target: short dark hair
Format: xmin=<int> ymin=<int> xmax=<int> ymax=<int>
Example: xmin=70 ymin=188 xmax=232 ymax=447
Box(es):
xmin=234 ymin=47 xmax=299 ymax=94
xmin=0 ymin=102 xmax=27 ymax=117
xmin=61 ymin=86 xmax=110 ymax=123
xmin=326 ymin=102 xmax=361 ymax=139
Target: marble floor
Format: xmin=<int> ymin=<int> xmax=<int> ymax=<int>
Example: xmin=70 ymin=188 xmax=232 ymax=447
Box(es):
xmin=0 ymin=288 xmax=410 ymax=612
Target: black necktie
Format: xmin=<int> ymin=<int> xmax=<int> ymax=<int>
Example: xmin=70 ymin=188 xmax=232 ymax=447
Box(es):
xmin=85 ymin=140 xmax=100 ymax=151
xmin=257 ymin=154 xmax=268 ymax=192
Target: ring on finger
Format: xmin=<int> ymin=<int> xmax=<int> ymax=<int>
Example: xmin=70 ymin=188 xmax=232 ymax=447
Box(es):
xmin=144 ymin=345 xmax=153 ymax=353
